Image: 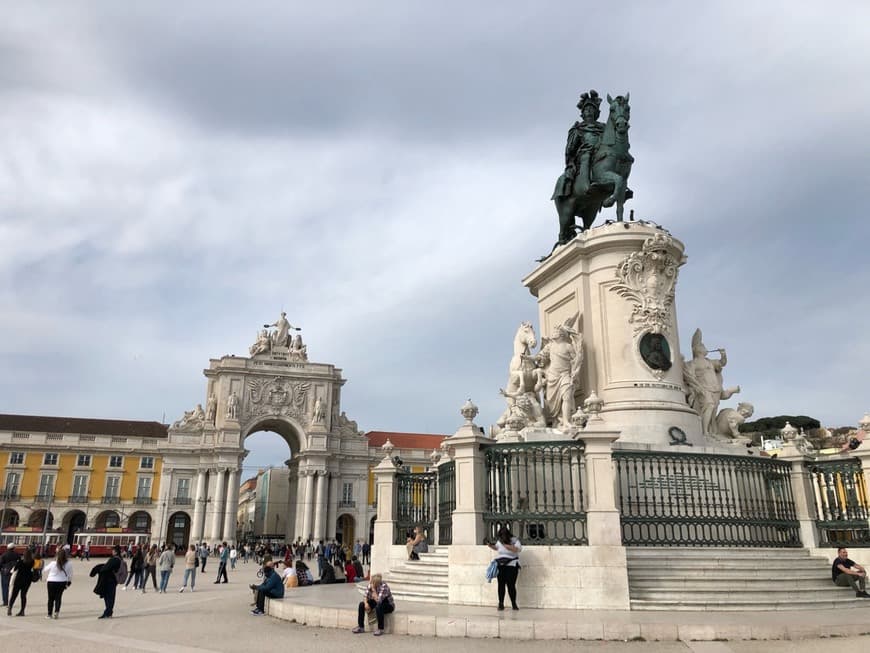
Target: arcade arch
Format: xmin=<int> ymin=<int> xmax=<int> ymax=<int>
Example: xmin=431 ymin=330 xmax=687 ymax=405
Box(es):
xmin=128 ymin=511 xmax=152 ymax=532
xmin=94 ymin=510 xmax=120 ymax=529
xmin=61 ymin=509 xmax=87 ymax=544
xmin=28 ymin=509 xmax=53 ymax=529
xmin=2 ymin=509 xmax=19 ymax=529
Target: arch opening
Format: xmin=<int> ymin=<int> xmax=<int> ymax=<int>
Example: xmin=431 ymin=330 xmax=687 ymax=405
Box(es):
xmin=1 ymin=509 xmax=20 ymax=529
xmin=28 ymin=509 xmax=53 ymax=529
xmin=94 ymin=510 xmax=120 ymax=529
xmin=62 ymin=510 xmax=87 ymax=544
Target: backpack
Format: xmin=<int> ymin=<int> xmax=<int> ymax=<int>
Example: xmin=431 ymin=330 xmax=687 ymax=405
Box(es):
xmin=115 ymin=559 xmax=128 ymax=585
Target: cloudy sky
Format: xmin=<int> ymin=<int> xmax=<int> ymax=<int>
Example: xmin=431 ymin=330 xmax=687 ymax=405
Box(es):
xmin=2 ymin=2 xmax=868 ymax=472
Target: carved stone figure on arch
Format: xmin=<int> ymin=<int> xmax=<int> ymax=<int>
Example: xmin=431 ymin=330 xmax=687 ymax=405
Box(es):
xmin=172 ymin=403 xmax=206 ymax=431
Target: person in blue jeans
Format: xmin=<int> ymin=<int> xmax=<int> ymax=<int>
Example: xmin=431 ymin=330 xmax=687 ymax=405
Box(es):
xmin=180 ymin=544 xmax=197 ymax=592
xmin=157 ymin=546 xmax=175 ymax=593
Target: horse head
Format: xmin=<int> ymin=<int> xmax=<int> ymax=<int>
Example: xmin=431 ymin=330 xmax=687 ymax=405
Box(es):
xmin=516 ymin=321 xmax=537 ymax=351
xmin=606 ymin=93 xmax=631 ymax=135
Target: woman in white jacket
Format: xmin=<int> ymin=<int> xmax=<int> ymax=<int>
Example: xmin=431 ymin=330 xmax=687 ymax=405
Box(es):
xmin=44 ymin=548 xmax=73 ymax=619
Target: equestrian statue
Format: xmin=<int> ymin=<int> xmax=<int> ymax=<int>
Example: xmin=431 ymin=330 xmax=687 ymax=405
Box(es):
xmin=552 ymin=89 xmax=635 ymax=245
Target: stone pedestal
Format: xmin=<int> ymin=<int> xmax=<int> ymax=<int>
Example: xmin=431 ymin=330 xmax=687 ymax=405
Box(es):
xmin=370 ymin=457 xmax=398 ymax=575
xmin=446 ymin=423 xmax=491 ymax=546
xmin=523 ymin=222 xmax=703 ymax=447
xmin=778 ymin=443 xmax=820 ymax=549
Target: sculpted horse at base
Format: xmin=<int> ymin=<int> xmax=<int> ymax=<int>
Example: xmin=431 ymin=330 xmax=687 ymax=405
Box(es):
xmin=506 ymin=322 xmax=538 ymax=396
xmin=554 ymin=93 xmax=635 ymax=245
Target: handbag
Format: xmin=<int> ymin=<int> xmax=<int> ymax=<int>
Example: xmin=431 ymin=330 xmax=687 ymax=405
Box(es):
xmin=485 ymin=559 xmax=498 ymax=583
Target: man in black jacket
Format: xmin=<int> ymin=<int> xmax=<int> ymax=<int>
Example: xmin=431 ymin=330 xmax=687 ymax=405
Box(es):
xmin=0 ymin=544 xmax=21 ymax=607
xmin=91 ymin=545 xmax=122 ymax=618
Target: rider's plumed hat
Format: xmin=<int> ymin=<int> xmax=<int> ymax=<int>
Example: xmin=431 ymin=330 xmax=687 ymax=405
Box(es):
xmin=576 ymin=90 xmax=602 ymax=114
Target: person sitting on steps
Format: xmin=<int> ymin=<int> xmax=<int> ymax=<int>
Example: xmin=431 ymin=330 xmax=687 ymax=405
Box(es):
xmin=832 ymin=547 xmax=870 ymax=598
xmin=405 ymin=526 xmax=428 ymax=561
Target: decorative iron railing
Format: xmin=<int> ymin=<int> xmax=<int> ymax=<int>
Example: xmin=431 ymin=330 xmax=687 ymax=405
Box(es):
xmin=808 ymin=458 xmax=870 ymax=547
xmin=394 ymin=471 xmax=437 ymax=545
xmin=613 ymin=450 xmax=801 ymax=547
xmin=482 ymin=440 xmax=587 ymax=545
xmin=438 ymin=461 xmax=456 ymax=545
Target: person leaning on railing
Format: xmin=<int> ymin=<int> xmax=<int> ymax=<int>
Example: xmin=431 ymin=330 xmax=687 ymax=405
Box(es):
xmin=832 ymin=547 xmax=870 ymax=598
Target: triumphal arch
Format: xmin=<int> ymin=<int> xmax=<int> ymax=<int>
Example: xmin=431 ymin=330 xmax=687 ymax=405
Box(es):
xmin=159 ymin=312 xmax=371 ymax=545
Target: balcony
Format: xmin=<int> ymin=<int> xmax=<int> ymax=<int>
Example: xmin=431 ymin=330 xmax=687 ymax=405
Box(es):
xmin=34 ymin=494 xmax=54 ymax=503
xmin=338 ymin=500 xmax=356 ymax=509
xmin=0 ymin=492 xmax=19 ymax=501
xmin=67 ymin=495 xmax=89 ymax=504
xmin=173 ymin=497 xmax=193 ymax=505
xmin=101 ymin=495 xmax=121 ymax=504
xmin=133 ymin=496 xmax=153 ymax=505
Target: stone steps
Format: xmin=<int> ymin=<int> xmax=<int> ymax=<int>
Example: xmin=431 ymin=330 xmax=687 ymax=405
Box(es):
xmin=627 ymin=547 xmax=868 ymax=611
xmin=359 ymin=548 xmax=450 ymax=604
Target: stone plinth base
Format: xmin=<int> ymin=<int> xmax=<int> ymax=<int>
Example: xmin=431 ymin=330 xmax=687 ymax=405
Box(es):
xmin=523 ymin=222 xmax=704 ymax=448
xmin=447 ymin=544 xmax=629 ymax=610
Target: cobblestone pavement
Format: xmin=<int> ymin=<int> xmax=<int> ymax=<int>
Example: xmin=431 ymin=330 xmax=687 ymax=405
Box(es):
xmin=0 ymin=559 xmax=866 ymax=652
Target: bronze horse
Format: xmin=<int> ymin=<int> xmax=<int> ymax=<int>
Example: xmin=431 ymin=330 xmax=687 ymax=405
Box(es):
xmin=553 ymin=94 xmax=634 ymax=244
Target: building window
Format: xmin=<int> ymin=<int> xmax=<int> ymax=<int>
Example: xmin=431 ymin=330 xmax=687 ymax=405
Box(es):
xmin=38 ymin=473 xmax=55 ymax=499
xmin=104 ymin=512 xmax=120 ymax=528
xmin=109 ymin=455 xmax=123 ymax=468
xmin=43 ymin=453 xmax=59 ymax=466
xmin=342 ymin=482 xmax=353 ymax=503
xmin=72 ymin=474 xmax=88 ymax=498
xmin=9 ymin=452 xmax=24 ymax=465
xmin=176 ymin=478 xmax=190 ymax=499
xmin=136 ymin=476 xmax=152 ymax=499
xmin=133 ymin=513 xmax=149 ymax=530
xmin=3 ymin=472 xmax=20 ymax=498
xmin=77 ymin=454 xmax=91 ymax=467
xmin=140 ymin=456 xmax=154 ymax=469
xmin=104 ymin=476 xmax=121 ymax=499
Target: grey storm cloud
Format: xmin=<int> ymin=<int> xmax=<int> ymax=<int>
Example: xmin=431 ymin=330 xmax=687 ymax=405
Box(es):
xmin=1 ymin=1 xmax=869 ymax=471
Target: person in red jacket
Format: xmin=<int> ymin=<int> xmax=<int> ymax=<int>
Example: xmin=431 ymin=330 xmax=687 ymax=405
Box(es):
xmin=344 ymin=559 xmax=356 ymax=583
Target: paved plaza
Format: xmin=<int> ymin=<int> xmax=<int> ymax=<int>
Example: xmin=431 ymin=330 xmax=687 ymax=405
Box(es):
xmin=0 ymin=559 xmax=866 ymax=652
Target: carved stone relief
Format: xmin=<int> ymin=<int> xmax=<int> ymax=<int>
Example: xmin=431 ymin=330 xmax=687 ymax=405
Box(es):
xmin=246 ymin=376 xmax=310 ymax=419
xmin=610 ymin=232 xmax=685 ymax=335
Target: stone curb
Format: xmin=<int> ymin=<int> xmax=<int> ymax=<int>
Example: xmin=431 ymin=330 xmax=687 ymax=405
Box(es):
xmin=265 ymin=597 xmax=870 ymax=642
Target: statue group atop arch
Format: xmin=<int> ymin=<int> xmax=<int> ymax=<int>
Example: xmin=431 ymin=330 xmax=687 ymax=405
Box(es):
xmin=249 ymin=311 xmax=308 ymax=361
xmin=553 ymin=89 xmax=635 ymax=245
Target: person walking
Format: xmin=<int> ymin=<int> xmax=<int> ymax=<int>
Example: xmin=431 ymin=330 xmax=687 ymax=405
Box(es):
xmin=361 ymin=541 xmax=370 ymax=566
xmin=91 ymin=545 xmax=122 ymax=619
xmin=0 ymin=543 xmax=21 ymax=607
xmin=124 ymin=547 xmax=144 ymax=591
xmin=179 ymin=544 xmax=197 ymax=592
xmin=198 ymin=543 xmax=208 ymax=573
xmin=157 ymin=546 xmax=174 ymax=593
xmin=486 ymin=526 xmax=522 ymax=611
xmin=230 ymin=545 xmax=238 ymax=570
xmin=351 ymin=573 xmax=395 ymax=636
xmin=7 ymin=548 xmax=35 ymax=616
xmin=44 ymin=547 xmax=73 ymax=619
xmin=214 ymin=541 xmax=229 ymax=584
xmin=143 ymin=544 xmax=158 ymax=592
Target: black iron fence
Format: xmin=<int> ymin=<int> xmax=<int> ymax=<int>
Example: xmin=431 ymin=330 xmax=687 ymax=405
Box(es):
xmin=482 ymin=440 xmax=587 ymax=545
xmin=394 ymin=471 xmax=437 ymax=545
xmin=613 ymin=449 xmax=800 ymax=547
xmin=808 ymin=458 xmax=870 ymax=547
xmin=438 ymin=461 xmax=456 ymax=545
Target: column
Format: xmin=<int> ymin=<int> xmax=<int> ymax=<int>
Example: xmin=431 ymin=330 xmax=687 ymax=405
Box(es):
xmin=370 ymin=456 xmax=398 ymax=575
xmin=293 ymin=472 xmax=306 ymax=538
xmin=155 ymin=467 xmax=173 ymax=544
xmin=446 ymin=424 xmax=491 ymax=545
xmin=301 ymin=471 xmax=315 ymax=540
xmin=582 ymin=428 xmax=623 ymax=545
xmin=210 ymin=468 xmax=227 ymax=541
xmin=779 ymin=442 xmax=821 ymax=548
xmin=192 ymin=470 xmax=207 ymax=543
xmin=222 ymin=468 xmax=240 ymax=545
xmin=313 ymin=470 xmax=327 ymax=541
xmin=326 ymin=474 xmax=339 ymax=541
